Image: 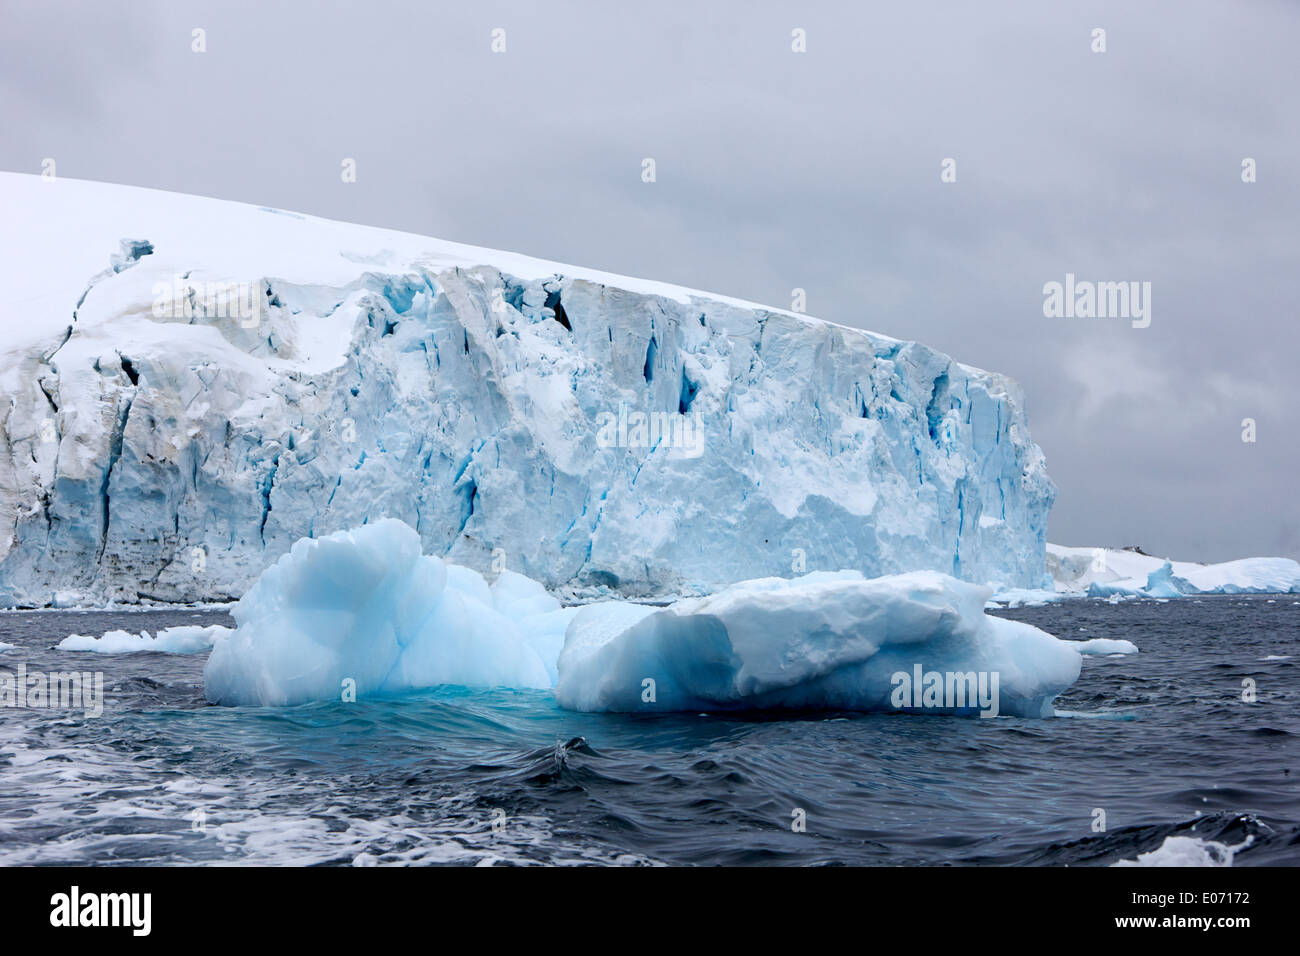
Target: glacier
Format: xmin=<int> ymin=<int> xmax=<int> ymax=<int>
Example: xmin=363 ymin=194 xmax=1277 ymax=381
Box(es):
xmin=205 ymin=519 xmax=1082 ymax=716
xmin=1046 ymin=545 xmax=1300 ymax=599
xmin=0 ymin=173 xmax=1054 ymax=606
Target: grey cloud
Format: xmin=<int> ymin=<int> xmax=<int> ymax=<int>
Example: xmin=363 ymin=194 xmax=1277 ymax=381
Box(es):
xmin=0 ymin=0 xmax=1295 ymax=561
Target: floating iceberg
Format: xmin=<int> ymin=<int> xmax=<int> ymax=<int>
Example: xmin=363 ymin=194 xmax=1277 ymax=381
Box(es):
xmin=204 ymin=520 xmax=572 ymax=706
xmin=555 ymin=570 xmax=1081 ymax=717
xmin=57 ymin=624 xmax=229 ymax=654
xmin=206 ymin=521 xmax=1083 ymax=717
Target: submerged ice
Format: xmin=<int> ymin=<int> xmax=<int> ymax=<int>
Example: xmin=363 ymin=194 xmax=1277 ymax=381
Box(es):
xmin=205 ymin=521 xmax=1082 ymax=717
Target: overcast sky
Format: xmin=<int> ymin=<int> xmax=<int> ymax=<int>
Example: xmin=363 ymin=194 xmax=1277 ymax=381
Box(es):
xmin=2 ymin=0 xmax=1296 ymax=562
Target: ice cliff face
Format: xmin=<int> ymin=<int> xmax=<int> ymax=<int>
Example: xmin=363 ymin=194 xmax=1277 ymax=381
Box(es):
xmin=0 ymin=174 xmax=1054 ymax=606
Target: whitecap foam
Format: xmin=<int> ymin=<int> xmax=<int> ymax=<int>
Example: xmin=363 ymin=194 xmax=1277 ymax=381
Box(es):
xmin=1112 ymin=834 xmax=1251 ymax=867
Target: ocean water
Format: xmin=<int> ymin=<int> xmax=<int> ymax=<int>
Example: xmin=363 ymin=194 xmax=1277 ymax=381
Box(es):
xmin=0 ymin=597 xmax=1296 ymax=866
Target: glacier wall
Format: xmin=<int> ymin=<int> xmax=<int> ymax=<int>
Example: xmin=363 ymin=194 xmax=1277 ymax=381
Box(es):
xmin=0 ymin=175 xmax=1054 ymax=606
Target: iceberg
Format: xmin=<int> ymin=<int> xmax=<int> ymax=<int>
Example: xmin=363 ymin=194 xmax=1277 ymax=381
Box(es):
xmin=0 ymin=173 xmax=1054 ymax=607
xmin=56 ymin=624 xmax=230 ymax=654
xmin=204 ymin=519 xmax=568 ymax=706
xmin=205 ymin=521 xmax=1083 ymax=717
xmin=555 ymin=570 xmax=1081 ymax=717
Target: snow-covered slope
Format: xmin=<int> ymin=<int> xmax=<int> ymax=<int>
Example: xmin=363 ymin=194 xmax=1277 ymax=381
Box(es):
xmin=0 ymin=173 xmax=1054 ymax=605
xmin=1047 ymin=545 xmax=1300 ymax=597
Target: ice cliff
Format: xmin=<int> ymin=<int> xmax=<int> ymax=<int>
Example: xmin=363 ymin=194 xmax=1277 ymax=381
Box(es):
xmin=0 ymin=174 xmax=1054 ymax=605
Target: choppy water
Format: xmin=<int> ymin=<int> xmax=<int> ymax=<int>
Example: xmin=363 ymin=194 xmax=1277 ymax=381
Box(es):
xmin=0 ymin=597 xmax=1296 ymax=865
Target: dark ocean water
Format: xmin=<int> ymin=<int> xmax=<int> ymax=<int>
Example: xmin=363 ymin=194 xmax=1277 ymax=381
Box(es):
xmin=0 ymin=596 xmax=1296 ymax=866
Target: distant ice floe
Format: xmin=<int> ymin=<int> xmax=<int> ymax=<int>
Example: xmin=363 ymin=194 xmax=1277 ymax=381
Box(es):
xmin=0 ymin=641 xmax=13 ymax=651
xmin=1112 ymin=835 xmax=1251 ymax=867
xmin=984 ymin=587 xmax=1064 ymax=609
xmin=1068 ymin=638 xmax=1139 ymax=656
xmin=205 ymin=521 xmax=1085 ymax=717
xmin=57 ymin=625 xmax=230 ymax=654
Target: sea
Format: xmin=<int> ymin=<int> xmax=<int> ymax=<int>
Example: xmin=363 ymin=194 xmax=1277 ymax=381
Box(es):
xmin=0 ymin=595 xmax=1295 ymax=866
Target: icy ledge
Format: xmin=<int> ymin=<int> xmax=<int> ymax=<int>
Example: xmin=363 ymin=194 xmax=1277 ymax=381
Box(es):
xmin=205 ymin=521 xmax=1082 ymax=717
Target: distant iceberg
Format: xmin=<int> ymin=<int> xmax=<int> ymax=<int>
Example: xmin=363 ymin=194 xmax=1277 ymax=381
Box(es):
xmin=205 ymin=521 xmax=1082 ymax=717
xmin=57 ymin=625 xmax=230 ymax=654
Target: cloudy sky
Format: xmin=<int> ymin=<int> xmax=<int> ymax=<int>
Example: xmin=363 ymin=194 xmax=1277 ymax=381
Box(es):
xmin=3 ymin=0 xmax=1296 ymax=562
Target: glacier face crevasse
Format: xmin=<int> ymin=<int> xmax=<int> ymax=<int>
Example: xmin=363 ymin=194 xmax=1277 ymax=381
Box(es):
xmin=0 ymin=176 xmax=1054 ymax=605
